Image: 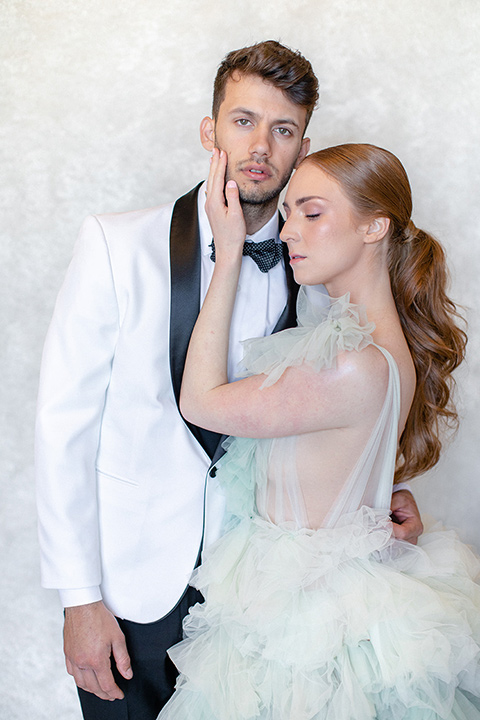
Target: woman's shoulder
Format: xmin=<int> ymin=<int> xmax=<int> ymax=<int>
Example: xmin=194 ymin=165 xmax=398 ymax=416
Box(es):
xmin=338 ymin=342 xmax=390 ymax=376
xmin=335 ymin=343 xmax=390 ymax=409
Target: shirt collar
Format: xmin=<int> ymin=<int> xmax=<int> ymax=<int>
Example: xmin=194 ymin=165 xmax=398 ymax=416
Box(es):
xmin=198 ymin=181 xmax=281 ymax=257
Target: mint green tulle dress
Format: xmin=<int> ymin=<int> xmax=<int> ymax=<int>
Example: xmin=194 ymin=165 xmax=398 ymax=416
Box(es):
xmin=159 ymin=288 xmax=480 ymax=720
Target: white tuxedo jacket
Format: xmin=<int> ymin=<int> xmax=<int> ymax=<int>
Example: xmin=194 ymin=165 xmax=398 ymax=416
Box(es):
xmin=35 ymin=184 xmax=298 ymax=623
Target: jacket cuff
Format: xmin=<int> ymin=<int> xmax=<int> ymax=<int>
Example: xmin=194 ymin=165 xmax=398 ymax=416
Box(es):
xmin=59 ymin=586 xmax=102 ymax=608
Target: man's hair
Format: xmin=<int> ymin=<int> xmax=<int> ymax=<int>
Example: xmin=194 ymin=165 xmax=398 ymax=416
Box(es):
xmin=212 ymin=40 xmax=319 ymax=130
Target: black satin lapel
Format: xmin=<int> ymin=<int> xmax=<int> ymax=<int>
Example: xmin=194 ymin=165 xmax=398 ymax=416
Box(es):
xmin=169 ymin=182 xmax=222 ymax=459
xmin=169 ymin=183 xmax=201 ymax=405
xmin=273 ymin=214 xmax=299 ymax=333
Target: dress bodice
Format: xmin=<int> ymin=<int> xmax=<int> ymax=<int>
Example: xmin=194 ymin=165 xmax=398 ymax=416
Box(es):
xmin=219 ymin=286 xmax=401 ymax=531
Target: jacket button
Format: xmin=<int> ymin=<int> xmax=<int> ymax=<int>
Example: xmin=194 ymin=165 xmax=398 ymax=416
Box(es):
xmin=209 ymin=466 xmax=217 ymax=478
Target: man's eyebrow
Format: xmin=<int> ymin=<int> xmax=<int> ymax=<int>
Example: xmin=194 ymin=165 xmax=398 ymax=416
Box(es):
xmin=228 ymin=107 xmax=300 ymax=129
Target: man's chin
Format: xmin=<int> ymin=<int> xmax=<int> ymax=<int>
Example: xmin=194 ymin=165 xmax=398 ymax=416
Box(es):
xmin=238 ymin=184 xmax=282 ymax=207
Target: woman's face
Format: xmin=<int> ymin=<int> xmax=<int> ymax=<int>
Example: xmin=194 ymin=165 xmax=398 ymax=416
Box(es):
xmin=280 ymin=162 xmax=370 ymax=294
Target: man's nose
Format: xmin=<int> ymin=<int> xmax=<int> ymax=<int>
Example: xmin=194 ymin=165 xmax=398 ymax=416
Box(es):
xmin=248 ymin=125 xmax=271 ymax=158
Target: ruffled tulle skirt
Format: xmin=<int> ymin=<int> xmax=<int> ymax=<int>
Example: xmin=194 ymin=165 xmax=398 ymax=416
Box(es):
xmin=158 ymin=507 xmax=480 ymax=719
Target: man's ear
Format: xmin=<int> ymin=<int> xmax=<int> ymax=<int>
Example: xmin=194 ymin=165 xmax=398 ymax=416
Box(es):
xmin=294 ymin=137 xmax=310 ymax=168
xmin=200 ymin=116 xmax=215 ymax=151
xmin=364 ymin=216 xmax=390 ymax=244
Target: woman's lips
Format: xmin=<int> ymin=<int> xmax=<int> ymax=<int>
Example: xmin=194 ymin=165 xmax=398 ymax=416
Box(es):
xmin=289 ymin=254 xmax=306 ymax=264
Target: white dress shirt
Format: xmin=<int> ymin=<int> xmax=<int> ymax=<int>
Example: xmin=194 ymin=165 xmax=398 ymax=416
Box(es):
xmin=197 ymin=184 xmax=288 ymax=382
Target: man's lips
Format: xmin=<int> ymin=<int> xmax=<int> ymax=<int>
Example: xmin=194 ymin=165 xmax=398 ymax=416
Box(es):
xmin=240 ymin=164 xmax=272 ymax=180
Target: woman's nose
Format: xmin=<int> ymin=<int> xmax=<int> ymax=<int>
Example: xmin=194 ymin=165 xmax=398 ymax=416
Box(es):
xmin=280 ymin=216 xmax=298 ymax=244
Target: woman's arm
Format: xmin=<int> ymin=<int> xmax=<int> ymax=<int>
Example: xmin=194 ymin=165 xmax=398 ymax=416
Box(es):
xmin=180 ymin=148 xmax=245 ymax=415
xmin=182 ymin=340 xmax=388 ymax=438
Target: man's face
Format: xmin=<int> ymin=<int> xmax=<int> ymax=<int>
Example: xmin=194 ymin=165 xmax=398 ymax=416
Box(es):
xmin=201 ymin=73 xmax=310 ymax=208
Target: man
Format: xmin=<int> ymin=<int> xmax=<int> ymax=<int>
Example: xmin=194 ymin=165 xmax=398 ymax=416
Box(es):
xmin=36 ymin=41 xmax=423 ymax=720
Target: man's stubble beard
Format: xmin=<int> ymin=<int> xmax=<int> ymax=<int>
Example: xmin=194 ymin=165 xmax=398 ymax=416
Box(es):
xmin=223 ymin=157 xmax=296 ymax=230
xmin=225 ymin=161 xmax=293 ymax=208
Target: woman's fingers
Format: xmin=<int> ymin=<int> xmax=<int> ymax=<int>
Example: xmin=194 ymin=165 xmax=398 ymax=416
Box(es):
xmin=224 ymin=180 xmax=243 ymax=222
xmin=212 ymin=149 xmax=228 ymax=201
xmin=206 ymin=148 xmax=227 ymax=209
xmin=206 ymin=147 xmax=218 ymax=200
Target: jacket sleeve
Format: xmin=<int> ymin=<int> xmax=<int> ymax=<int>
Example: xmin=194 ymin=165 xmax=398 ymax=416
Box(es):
xmin=35 ymin=215 xmax=120 ymax=606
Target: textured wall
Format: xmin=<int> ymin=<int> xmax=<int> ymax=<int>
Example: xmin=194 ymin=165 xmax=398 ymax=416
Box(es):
xmin=1 ymin=1 xmax=479 ymax=717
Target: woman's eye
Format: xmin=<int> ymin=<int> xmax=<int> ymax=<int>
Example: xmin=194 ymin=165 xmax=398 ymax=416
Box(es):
xmin=306 ymin=213 xmax=320 ymax=219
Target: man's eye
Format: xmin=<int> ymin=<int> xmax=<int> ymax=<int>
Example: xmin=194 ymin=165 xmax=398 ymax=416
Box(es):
xmin=236 ymin=119 xmax=251 ymax=126
xmin=275 ymin=127 xmax=292 ymax=136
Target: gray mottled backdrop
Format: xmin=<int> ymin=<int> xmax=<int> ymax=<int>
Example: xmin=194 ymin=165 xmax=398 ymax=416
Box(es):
xmin=1 ymin=1 xmax=479 ymax=717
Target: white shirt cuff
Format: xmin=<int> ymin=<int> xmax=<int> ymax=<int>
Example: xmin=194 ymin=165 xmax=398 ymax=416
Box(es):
xmin=59 ymin=586 xmax=103 ymax=608
xmin=392 ymin=481 xmax=413 ymax=494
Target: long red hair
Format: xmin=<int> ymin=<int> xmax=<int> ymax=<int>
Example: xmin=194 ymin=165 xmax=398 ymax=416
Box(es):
xmin=304 ymin=144 xmax=467 ymax=482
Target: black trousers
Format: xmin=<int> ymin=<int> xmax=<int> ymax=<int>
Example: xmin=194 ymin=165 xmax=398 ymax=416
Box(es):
xmin=78 ymin=586 xmax=203 ymax=720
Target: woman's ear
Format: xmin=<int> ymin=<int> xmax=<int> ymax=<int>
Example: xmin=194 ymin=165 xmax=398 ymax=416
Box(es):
xmin=200 ymin=116 xmax=215 ymax=151
xmin=364 ymin=217 xmax=390 ymax=244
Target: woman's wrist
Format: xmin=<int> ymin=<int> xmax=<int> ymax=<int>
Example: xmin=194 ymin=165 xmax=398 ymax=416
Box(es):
xmin=212 ymin=243 xmax=244 ymax=273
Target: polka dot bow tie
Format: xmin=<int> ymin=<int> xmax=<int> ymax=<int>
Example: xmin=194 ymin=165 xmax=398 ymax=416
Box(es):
xmin=209 ymin=238 xmax=283 ymax=273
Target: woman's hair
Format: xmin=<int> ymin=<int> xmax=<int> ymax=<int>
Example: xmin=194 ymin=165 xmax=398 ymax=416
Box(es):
xmin=304 ymin=144 xmax=467 ymax=483
xmin=212 ymin=41 xmax=319 ymax=131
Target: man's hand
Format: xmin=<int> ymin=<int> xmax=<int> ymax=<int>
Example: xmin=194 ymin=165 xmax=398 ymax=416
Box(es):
xmin=64 ymin=600 xmax=133 ymax=701
xmin=390 ymin=489 xmax=424 ymax=544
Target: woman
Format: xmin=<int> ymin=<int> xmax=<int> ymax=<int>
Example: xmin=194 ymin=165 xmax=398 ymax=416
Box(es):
xmin=159 ymin=145 xmax=480 ymax=719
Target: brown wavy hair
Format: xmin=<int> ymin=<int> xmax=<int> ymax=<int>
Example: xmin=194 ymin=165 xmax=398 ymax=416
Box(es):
xmin=212 ymin=40 xmax=319 ymax=131
xmin=304 ymin=144 xmax=467 ymax=483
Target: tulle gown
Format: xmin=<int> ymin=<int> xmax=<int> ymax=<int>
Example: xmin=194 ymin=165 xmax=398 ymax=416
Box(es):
xmin=158 ymin=288 xmax=480 ymax=720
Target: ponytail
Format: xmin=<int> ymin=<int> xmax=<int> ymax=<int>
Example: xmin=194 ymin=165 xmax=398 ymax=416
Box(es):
xmin=388 ymin=224 xmax=466 ymax=482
